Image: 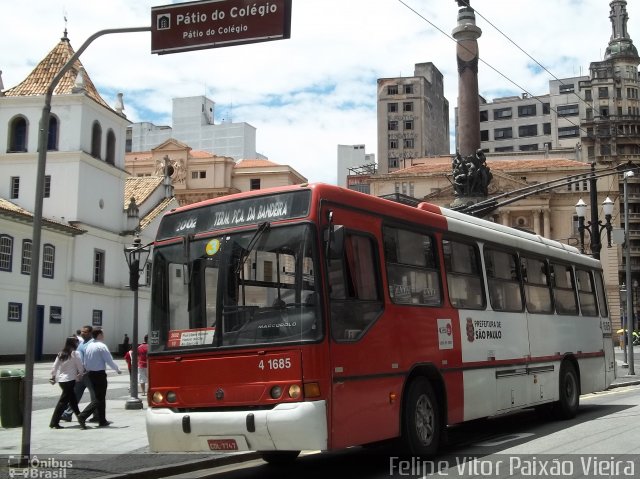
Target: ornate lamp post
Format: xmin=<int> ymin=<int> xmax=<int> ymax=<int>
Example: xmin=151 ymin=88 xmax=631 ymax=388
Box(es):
xmin=575 ymin=196 xmax=614 ymax=259
xmin=124 ymin=234 xmax=151 ymax=409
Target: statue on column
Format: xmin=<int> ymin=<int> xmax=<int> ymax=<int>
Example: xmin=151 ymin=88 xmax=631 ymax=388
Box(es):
xmin=452 ymin=149 xmax=493 ymax=197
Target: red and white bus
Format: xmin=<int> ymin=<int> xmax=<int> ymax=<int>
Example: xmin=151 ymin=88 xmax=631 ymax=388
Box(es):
xmin=145 ymin=183 xmax=615 ymax=463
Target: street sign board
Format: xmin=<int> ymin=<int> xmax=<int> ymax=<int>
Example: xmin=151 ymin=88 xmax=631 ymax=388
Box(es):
xmin=151 ymin=0 xmax=292 ymax=55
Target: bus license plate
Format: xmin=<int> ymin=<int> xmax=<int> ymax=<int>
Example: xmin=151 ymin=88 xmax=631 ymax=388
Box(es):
xmin=208 ymin=438 xmax=238 ymax=451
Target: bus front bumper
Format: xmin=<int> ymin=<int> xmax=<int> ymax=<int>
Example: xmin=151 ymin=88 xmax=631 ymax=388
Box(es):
xmin=146 ymin=400 xmax=327 ymax=452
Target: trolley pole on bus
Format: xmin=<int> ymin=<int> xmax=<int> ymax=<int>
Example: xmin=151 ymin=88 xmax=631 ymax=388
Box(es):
xmin=623 ymin=170 xmax=635 ymax=375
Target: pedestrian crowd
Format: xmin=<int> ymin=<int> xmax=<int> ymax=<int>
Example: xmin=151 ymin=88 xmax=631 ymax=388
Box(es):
xmin=49 ymin=325 xmax=123 ymax=429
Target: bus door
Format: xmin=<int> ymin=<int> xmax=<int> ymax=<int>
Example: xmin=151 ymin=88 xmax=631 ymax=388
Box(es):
xmin=323 ymin=206 xmax=399 ymax=449
xmin=477 ymin=246 xmax=533 ymax=413
xmin=593 ymin=270 xmax=616 ymax=387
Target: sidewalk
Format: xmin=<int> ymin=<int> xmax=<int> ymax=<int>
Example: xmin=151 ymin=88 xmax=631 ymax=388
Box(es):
xmin=1 ymin=349 xmax=639 ymax=479
xmin=612 ymin=344 xmax=640 ymax=387
xmin=0 ymin=359 xmax=251 ymax=479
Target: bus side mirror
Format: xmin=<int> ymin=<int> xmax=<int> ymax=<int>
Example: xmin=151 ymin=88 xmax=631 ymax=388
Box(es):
xmin=328 ymin=225 xmax=345 ymax=260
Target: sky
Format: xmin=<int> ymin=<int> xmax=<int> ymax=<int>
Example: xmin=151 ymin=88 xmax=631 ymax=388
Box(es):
xmin=0 ymin=0 xmax=632 ymax=184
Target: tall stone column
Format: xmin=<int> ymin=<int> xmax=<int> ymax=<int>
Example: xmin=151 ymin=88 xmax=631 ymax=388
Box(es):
xmin=452 ymin=0 xmax=482 ymax=157
xmin=533 ymin=210 xmax=541 ymax=235
xmin=543 ymin=210 xmax=551 ymax=238
xmin=499 ymin=210 xmax=510 ymax=227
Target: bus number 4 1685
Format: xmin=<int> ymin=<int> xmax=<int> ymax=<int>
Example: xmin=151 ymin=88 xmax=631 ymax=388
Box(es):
xmin=259 ymin=358 xmax=291 ymax=370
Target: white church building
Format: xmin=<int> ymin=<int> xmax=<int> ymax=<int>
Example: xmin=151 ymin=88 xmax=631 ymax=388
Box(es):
xmin=0 ymin=31 xmax=178 ymax=359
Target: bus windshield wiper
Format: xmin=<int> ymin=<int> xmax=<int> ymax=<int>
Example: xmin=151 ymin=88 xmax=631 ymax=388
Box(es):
xmin=235 ymin=222 xmax=270 ymax=276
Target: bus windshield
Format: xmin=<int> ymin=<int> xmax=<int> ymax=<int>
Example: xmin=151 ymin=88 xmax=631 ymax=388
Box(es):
xmin=149 ymin=223 xmax=322 ymax=352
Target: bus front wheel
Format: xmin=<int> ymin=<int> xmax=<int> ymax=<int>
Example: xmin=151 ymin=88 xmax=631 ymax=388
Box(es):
xmin=260 ymin=450 xmax=301 ymax=466
xmin=553 ymin=362 xmax=580 ymax=419
xmin=402 ymin=377 xmax=441 ymax=456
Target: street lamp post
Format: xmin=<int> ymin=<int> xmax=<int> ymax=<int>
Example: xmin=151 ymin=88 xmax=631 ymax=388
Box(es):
xmin=634 ymin=280 xmax=639 ymax=333
xmin=623 ymin=170 xmax=635 ymax=375
xmin=574 ymin=163 xmax=615 ymax=260
xmin=575 ymin=195 xmax=614 ymax=259
xmin=124 ymin=234 xmax=151 ymax=409
xmin=620 ymin=283 xmax=628 ymax=365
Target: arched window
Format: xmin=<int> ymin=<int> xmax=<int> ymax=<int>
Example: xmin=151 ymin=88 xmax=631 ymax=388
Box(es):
xmin=0 ymin=235 xmax=14 ymax=271
xmin=91 ymin=121 xmax=102 ymax=159
xmin=42 ymin=244 xmax=55 ymax=279
xmin=21 ymin=239 xmax=32 ymax=275
xmin=105 ymin=129 xmax=116 ymax=165
xmin=8 ymin=116 xmax=28 ymax=152
xmin=47 ymin=116 xmax=59 ymax=151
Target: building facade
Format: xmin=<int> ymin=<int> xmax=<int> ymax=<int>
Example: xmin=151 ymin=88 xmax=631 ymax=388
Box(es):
xmin=470 ymin=77 xmax=594 ymax=156
xmin=125 ymin=142 xmax=307 ymax=207
xmin=337 ymin=144 xmax=375 ymax=188
xmin=0 ymin=33 xmax=177 ymax=358
xmin=127 ymin=96 xmax=261 ymax=161
xmin=377 ymin=62 xmax=450 ymax=175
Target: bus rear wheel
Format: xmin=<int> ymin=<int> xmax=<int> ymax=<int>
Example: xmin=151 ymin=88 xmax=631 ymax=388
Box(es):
xmin=402 ymin=377 xmax=441 ymax=456
xmin=553 ymin=362 xmax=580 ymax=419
xmin=260 ymin=450 xmax=301 ymax=466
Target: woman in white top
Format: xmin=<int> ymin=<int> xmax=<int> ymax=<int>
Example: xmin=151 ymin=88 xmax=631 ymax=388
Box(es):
xmin=49 ymin=336 xmax=84 ymax=429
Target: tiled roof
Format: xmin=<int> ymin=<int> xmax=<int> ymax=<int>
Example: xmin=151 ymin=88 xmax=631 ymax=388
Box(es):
xmin=235 ymin=159 xmax=279 ymax=168
xmin=141 ymin=197 xmax=175 ymax=230
xmin=3 ymin=33 xmax=111 ymax=110
xmin=124 ymin=176 xmax=163 ymax=209
xmin=389 ymin=158 xmax=589 ymax=176
xmin=0 ymin=198 xmax=85 ymax=235
xmin=190 ymin=150 xmax=216 ymax=158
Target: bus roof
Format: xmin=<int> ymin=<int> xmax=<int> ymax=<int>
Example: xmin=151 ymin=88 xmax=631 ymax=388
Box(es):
xmin=159 ymin=183 xmax=599 ymax=268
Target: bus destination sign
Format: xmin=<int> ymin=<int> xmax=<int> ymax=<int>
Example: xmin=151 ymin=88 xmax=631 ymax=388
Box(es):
xmin=156 ymin=190 xmax=311 ymax=241
xmin=151 ymin=0 xmax=292 ymax=55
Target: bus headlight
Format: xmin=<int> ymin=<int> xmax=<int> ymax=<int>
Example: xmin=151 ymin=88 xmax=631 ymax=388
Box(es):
xmin=270 ymin=386 xmax=283 ymax=399
xmin=288 ymin=384 xmax=301 ymax=399
xmin=166 ymin=391 xmax=178 ymax=403
xmin=152 ymin=391 xmax=164 ymax=403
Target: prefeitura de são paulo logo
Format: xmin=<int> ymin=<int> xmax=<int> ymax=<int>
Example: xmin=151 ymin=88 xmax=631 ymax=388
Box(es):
xmin=466 ymin=318 xmax=475 ymax=342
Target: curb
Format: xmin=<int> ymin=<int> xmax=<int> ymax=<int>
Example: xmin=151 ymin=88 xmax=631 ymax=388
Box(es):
xmin=608 ymin=379 xmax=640 ymax=389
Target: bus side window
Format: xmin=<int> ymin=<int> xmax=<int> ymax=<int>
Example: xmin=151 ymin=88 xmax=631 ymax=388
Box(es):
xmin=484 ymin=248 xmax=523 ymax=312
xmin=443 ymin=239 xmax=485 ymax=310
xmin=521 ymin=256 xmax=553 ymax=314
xmin=576 ymin=269 xmax=598 ymax=316
xmin=594 ymin=271 xmax=609 ymax=318
xmin=550 ymin=263 xmax=578 ymax=315
xmin=329 ymin=232 xmax=383 ymax=341
xmin=383 ymin=226 xmax=442 ymax=306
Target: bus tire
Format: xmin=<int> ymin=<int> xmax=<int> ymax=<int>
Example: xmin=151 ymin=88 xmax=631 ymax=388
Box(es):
xmin=553 ymin=362 xmax=580 ymax=420
xmin=402 ymin=377 xmax=441 ymax=456
xmin=260 ymin=450 xmax=300 ymax=465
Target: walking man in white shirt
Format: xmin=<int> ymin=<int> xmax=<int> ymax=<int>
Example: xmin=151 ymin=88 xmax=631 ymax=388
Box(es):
xmin=78 ymin=329 xmax=121 ymax=428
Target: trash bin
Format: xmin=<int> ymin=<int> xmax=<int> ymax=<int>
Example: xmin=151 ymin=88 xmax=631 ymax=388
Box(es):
xmin=0 ymin=369 xmax=24 ymax=428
